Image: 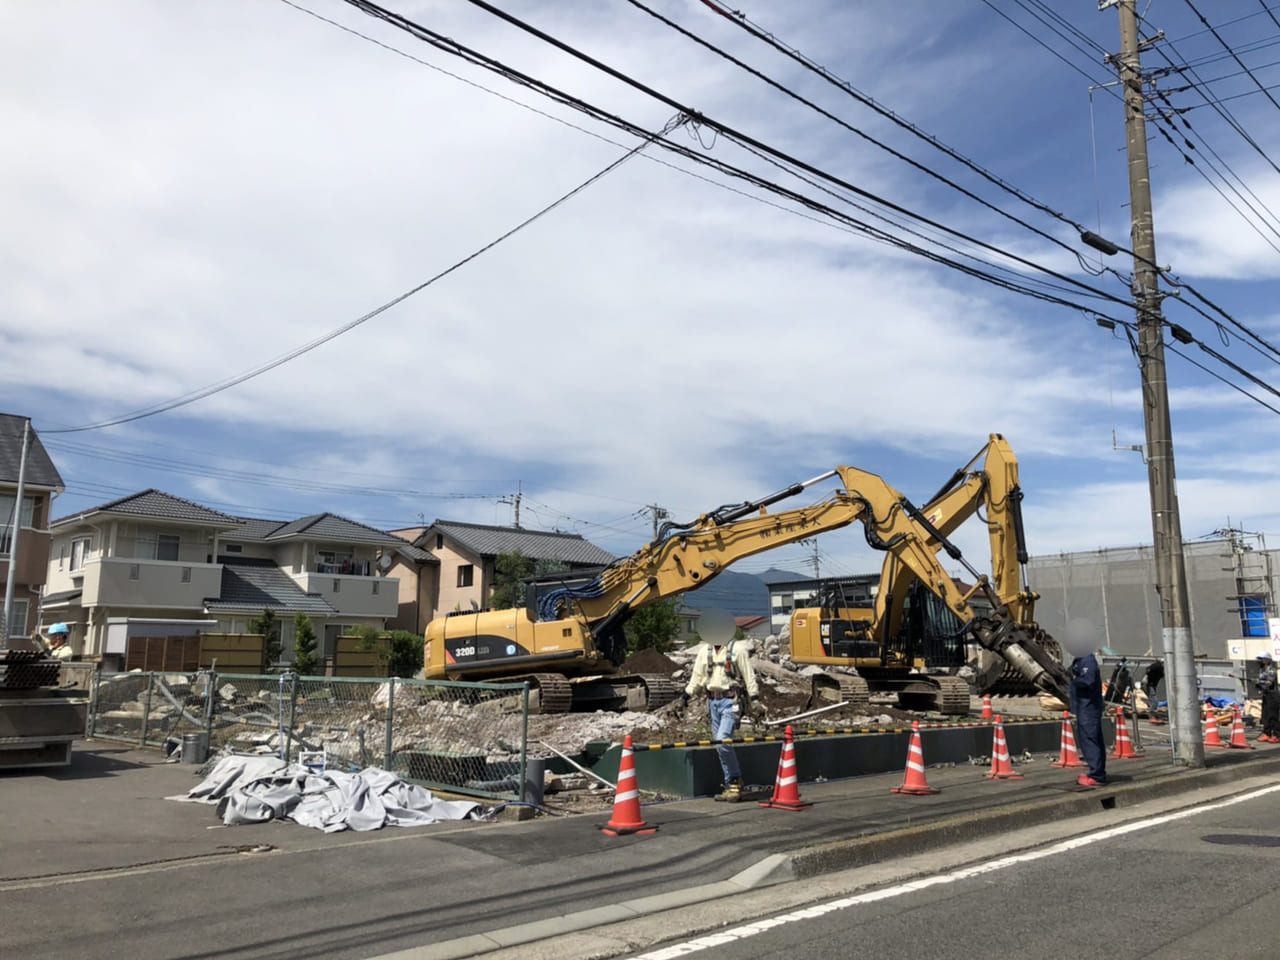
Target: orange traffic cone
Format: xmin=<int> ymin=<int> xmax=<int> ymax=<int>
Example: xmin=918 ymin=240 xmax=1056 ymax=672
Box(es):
xmin=891 ymin=720 xmax=940 ymax=796
xmin=598 ymin=735 xmax=658 ymax=836
xmin=986 ymin=715 xmax=1025 ymax=780
xmin=1203 ymin=708 xmax=1227 ymax=749
xmin=981 ymin=694 xmax=993 ymax=721
xmin=760 ymin=725 xmax=812 ymax=810
xmin=1228 ymin=706 xmax=1253 ymax=750
xmin=1051 ymin=711 xmax=1086 ymax=768
xmin=1110 ymin=708 xmax=1140 ymax=759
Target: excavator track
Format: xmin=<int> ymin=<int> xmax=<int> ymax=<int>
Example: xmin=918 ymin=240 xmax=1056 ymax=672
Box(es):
xmin=899 ymin=674 xmax=971 ymax=715
xmin=524 ymin=673 xmax=574 ymax=715
xmin=634 ymin=674 xmax=678 ymax=711
xmin=810 ymin=672 xmax=871 ymax=714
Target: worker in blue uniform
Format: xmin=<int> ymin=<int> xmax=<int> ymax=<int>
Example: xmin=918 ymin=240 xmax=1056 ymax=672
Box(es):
xmin=1064 ymin=619 xmax=1107 ymax=787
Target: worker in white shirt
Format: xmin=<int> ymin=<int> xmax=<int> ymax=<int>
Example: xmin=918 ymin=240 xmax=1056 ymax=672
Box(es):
xmin=681 ymin=608 xmax=762 ymax=802
xmin=44 ymin=623 xmax=74 ymax=661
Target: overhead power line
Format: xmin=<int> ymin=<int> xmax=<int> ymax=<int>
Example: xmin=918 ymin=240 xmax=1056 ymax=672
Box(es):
xmin=356 ymin=0 xmax=1138 ymax=312
xmin=43 ymin=128 xmax=667 ymax=434
xmin=1181 ymin=0 xmax=1280 ymax=119
xmin=696 ymin=0 xmax=1120 ymax=248
xmin=623 ymin=0 xmax=1101 ymax=272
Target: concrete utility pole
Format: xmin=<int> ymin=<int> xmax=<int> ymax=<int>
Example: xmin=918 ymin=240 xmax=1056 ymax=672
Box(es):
xmin=645 ymin=504 xmax=670 ymax=540
xmin=1104 ymin=0 xmax=1202 ymax=767
xmin=2 ymin=418 xmax=32 ymax=647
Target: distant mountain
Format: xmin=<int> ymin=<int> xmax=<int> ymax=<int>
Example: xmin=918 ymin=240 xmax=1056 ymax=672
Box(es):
xmin=679 ymin=570 xmax=771 ymax=619
xmin=757 ymin=567 xmax=810 ymax=585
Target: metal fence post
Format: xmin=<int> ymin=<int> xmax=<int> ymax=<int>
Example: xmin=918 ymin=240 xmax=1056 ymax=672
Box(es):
xmin=384 ymin=677 xmax=396 ymax=769
xmin=87 ymin=670 xmax=99 ymax=738
xmin=204 ymin=669 xmax=216 ymax=746
xmin=285 ymin=672 xmax=299 ymax=763
xmin=139 ymin=673 xmax=154 ymax=747
xmin=519 ymin=681 xmax=530 ymax=803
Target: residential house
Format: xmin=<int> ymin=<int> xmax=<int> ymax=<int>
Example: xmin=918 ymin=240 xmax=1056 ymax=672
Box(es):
xmin=0 ymin=415 xmax=64 ymax=639
xmin=44 ymin=491 xmax=405 ymax=662
xmin=394 ymin=520 xmax=615 ymax=628
xmin=767 ymin=574 xmax=880 ymax=635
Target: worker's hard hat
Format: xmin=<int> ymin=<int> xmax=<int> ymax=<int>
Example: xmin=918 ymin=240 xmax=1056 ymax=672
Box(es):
xmin=48 ymin=622 xmax=69 ymax=636
xmin=1257 ymin=652 xmax=1273 ymax=661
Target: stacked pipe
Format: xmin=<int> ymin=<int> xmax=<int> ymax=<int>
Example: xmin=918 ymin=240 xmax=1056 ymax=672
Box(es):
xmin=0 ymin=650 xmax=62 ymax=689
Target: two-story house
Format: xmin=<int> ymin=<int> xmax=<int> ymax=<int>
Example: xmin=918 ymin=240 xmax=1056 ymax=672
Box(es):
xmin=45 ymin=491 xmax=406 ymax=661
xmin=389 ymin=520 xmax=615 ymax=631
xmin=0 ymin=414 xmax=64 ymax=639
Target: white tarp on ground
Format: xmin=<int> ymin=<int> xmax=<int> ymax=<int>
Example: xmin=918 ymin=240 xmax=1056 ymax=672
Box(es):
xmin=169 ymin=756 xmax=480 ymax=832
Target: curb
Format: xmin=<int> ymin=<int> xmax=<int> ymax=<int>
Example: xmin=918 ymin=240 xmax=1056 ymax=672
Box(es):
xmin=786 ymin=752 xmax=1280 ymax=878
xmin=370 ymin=752 xmax=1280 ymax=960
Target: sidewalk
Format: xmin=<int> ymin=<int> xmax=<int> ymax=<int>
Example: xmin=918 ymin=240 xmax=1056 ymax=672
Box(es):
xmin=3 ymin=729 xmax=1277 ymax=960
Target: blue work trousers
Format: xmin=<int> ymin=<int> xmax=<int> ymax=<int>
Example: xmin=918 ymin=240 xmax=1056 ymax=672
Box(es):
xmin=709 ymin=697 xmax=741 ymax=784
xmin=1075 ymin=705 xmax=1107 ymax=782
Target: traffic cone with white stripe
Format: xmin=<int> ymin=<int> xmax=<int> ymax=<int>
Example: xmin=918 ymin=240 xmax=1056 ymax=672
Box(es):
xmin=760 ymin=725 xmax=812 ymax=810
xmin=986 ymin=715 xmax=1024 ymax=780
xmin=598 ymin=735 xmax=658 ymax=836
xmin=891 ymin=720 xmax=940 ymax=796
xmin=1051 ymin=711 xmax=1086 ymax=768
xmin=1110 ymin=708 xmax=1140 ymax=758
xmin=1228 ymin=705 xmax=1253 ymax=749
xmin=980 ymin=693 xmax=993 ymax=721
xmin=1203 ymin=707 xmax=1227 ymax=749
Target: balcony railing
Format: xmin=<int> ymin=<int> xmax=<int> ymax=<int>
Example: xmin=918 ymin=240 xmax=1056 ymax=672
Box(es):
xmin=82 ymin=558 xmax=223 ymax=609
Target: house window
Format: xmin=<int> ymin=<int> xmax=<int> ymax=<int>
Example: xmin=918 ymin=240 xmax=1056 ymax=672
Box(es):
xmin=128 ymin=564 xmax=140 ymax=580
xmin=436 ymin=534 xmax=444 ymax=549
xmin=6 ymin=599 xmax=28 ymax=639
xmin=70 ymin=537 xmax=91 ymax=572
xmin=58 ymin=546 xmax=67 ymax=571
xmin=181 ymin=567 xmax=192 ymax=583
xmin=0 ymin=495 xmax=37 ymax=554
xmin=224 ymin=543 xmax=243 ymax=553
xmin=457 ymin=564 xmax=474 ymax=588
xmin=157 ymin=534 xmax=180 ymax=562
xmin=333 ymin=579 xmax=341 ymax=593
xmin=372 ymin=581 xmax=380 ymax=596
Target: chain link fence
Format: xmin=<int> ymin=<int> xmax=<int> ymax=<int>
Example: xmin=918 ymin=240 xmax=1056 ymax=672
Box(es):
xmin=89 ymin=671 xmax=531 ymax=801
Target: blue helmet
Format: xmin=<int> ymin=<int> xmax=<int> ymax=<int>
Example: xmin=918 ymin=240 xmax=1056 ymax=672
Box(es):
xmin=48 ymin=623 xmax=69 ymax=636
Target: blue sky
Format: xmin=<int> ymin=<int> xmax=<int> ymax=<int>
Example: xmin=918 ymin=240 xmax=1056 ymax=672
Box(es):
xmin=4 ymin=0 xmax=1280 ymax=582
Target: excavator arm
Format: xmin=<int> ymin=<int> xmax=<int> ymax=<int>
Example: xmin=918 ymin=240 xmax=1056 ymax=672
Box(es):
xmin=856 ymin=434 xmax=1070 ymax=703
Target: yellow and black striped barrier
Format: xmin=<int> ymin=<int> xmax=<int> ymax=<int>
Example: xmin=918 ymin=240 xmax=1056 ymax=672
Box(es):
xmin=632 ymin=714 xmax=1062 ymax=751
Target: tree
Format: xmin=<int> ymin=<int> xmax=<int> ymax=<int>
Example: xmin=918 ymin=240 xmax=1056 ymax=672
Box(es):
xmin=385 ymin=630 xmax=424 ymax=678
xmin=352 ymin=625 xmax=425 ymax=678
xmin=249 ymin=608 xmax=281 ymax=669
xmin=489 ymin=550 xmax=572 ymax=610
xmin=623 ymin=598 xmax=682 ymax=654
xmin=293 ymin=613 xmax=319 ymax=675
xmin=490 ymin=549 xmax=535 ymax=610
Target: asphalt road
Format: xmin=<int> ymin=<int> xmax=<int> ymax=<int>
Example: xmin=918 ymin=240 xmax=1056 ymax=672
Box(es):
xmin=626 ymin=785 xmax=1280 ymax=960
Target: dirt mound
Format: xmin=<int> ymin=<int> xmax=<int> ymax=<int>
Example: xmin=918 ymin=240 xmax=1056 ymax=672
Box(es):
xmin=623 ymin=647 xmax=680 ymax=676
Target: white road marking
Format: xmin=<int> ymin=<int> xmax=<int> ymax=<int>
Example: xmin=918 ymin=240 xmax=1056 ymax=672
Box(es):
xmin=630 ymin=783 xmax=1280 ymax=959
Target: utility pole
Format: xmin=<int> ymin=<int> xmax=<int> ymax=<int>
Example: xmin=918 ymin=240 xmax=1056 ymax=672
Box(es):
xmin=1103 ymin=0 xmax=1202 ymax=767
xmin=645 ymin=503 xmax=670 ymax=540
xmin=2 ymin=418 xmax=32 ymax=648
xmin=500 ymin=484 xmax=522 ymax=529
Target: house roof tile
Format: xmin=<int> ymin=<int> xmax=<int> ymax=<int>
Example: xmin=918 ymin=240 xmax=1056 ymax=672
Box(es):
xmin=55 ymin=489 xmax=242 ymax=527
xmin=253 ymin=513 xmax=405 ymax=546
xmin=204 ymin=557 xmax=336 ymax=615
xmin=426 ymin=521 xmax=615 ymax=565
xmin=0 ymin=414 xmax=64 ymax=490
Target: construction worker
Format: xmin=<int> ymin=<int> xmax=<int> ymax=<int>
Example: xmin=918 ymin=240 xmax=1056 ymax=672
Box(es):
xmin=1256 ymin=652 xmax=1279 ymax=743
xmin=1063 ymin=618 xmax=1107 ymax=788
xmin=681 ymin=607 xmax=762 ymax=801
xmin=44 ymin=623 xmax=74 ymax=661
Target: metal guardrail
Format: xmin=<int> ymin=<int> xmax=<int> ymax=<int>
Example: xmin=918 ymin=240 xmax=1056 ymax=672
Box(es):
xmin=88 ymin=671 xmax=532 ymax=801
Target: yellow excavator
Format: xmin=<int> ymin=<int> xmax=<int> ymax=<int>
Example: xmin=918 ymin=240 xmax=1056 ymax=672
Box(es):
xmin=424 ymin=434 xmax=1071 ymax=714
xmin=790 ymin=434 xmax=1066 ymax=714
